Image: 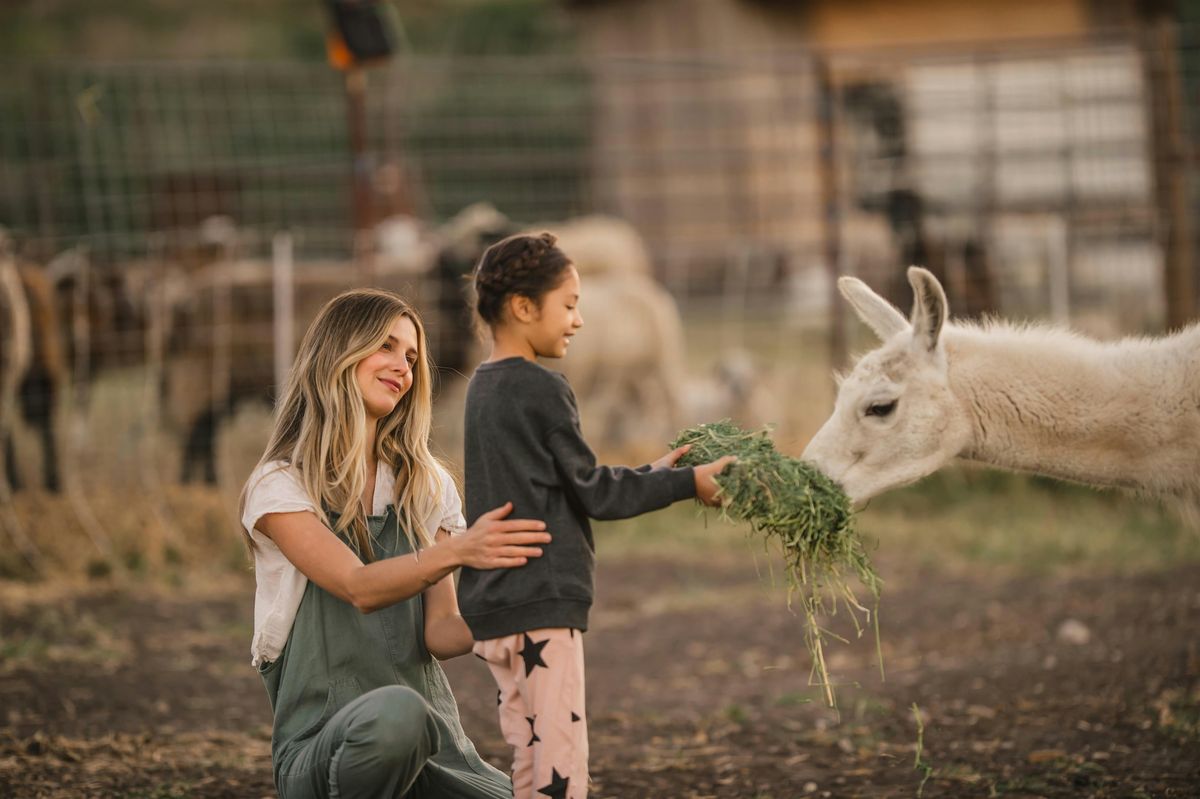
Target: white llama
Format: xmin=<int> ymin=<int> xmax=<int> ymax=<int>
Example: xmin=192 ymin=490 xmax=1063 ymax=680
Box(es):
xmin=802 ymin=266 xmax=1200 ymax=507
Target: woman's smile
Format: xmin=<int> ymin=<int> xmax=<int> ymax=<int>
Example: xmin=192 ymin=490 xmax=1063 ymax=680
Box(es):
xmin=356 ymin=315 xmax=419 ymax=420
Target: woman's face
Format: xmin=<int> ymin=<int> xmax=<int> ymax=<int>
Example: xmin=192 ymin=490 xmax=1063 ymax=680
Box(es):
xmin=355 ymin=315 xmax=419 ymax=421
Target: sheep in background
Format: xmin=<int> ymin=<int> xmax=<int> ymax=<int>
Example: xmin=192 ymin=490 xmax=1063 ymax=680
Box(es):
xmin=414 ymin=204 xmax=692 ymax=454
xmin=0 ymin=230 xmax=68 ymax=492
xmin=526 ymin=214 xmax=652 ymax=277
xmin=47 ymin=246 xmax=149 ymax=384
xmin=552 ymin=270 xmax=686 ymax=453
xmin=158 ymin=258 xmax=428 ymax=484
xmin=681 ymin=349 xmax=781 ymax=434
xmin=161 ymin=206 xmax=687 ymax=475
xmin=425 ymin=204 xmax=516 ymax=376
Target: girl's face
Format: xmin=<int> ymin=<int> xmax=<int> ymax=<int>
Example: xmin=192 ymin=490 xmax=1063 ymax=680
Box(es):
xmin=355 ymin=315 xmax=419 ymax=421
xmin=527 ymin=265 xmax=583 ymax=359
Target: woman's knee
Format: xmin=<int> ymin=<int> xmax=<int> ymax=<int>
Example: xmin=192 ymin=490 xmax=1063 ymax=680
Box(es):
xmin=350 ymin=686 xmax=439 ymax=759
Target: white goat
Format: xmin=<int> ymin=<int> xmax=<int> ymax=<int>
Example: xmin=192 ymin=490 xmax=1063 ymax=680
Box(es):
xmin=682 ymin=349 xmax=779 ymax=432
xmin=528 ymin=214 xmax=651 ymax=277
xmin=803 ymin=266 xmax=1200 ymax=507
xmin=555 ymin=271 xmax=684 ymax=450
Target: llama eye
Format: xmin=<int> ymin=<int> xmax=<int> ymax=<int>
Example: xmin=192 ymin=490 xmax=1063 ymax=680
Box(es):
xmin=865 ymin=400 xmax=898 ymax=418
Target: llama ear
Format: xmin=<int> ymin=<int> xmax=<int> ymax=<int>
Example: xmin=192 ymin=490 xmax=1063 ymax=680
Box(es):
xmin=838 ymin=276 xmax=909 ymax=341
xmin=907 ymin=266 xmax=947 ymax=353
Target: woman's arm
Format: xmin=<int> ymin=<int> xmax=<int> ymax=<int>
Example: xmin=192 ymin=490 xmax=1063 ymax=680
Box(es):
xmin=422 ymin=529 xmax=475 ymax=659
xmin=258 ymin=502 xmax=550 ymax=614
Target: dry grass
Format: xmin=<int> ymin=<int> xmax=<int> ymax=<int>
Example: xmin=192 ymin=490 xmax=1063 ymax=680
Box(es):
xmin=4 ymin=308 xmax=1199 ymax=584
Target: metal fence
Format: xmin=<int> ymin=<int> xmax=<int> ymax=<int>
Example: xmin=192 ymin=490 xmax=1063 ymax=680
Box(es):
xmin=3 ymin=29 xmax=1200 ymax=567
xmin=3 ymin=31 xmax=1195 ymax=320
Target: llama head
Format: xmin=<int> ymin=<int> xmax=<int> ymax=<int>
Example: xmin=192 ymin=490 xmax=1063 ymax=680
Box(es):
xmin=802 ymin=267 xmax=972 ymax=504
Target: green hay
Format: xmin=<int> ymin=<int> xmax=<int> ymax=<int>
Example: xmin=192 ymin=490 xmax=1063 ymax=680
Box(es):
xmin=671 ymin=420 xmax=882 ymax=708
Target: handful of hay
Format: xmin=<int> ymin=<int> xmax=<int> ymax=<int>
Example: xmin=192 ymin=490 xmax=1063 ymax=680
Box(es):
xmin=671 ymin=420 xmax=882 ymax=707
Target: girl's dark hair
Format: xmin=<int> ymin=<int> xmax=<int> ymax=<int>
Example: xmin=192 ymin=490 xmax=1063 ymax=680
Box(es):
xmin=473 ymin=232 xmax=573 ymax=327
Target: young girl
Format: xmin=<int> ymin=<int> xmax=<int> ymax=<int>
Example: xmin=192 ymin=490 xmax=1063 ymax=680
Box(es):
xmin=240 ymin=288 xmax=553 ymax=799
xmin=459 ymin=233 xmax=733 ymax=799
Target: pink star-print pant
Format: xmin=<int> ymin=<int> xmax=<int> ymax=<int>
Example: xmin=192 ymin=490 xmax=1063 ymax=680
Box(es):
xmin=473 ymin=627 xmax=588 ymax=799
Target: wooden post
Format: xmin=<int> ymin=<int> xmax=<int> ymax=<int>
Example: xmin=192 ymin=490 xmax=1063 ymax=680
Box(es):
xmin=272 ymin=231 xmax=295 ymax=402
xmin=1142 ymin=7 xmax=1195 ymax=329
xmin=345 ymin=68 xmax=376 ymax=280
xmin=815 ymin=55 xmax=846 ymax=374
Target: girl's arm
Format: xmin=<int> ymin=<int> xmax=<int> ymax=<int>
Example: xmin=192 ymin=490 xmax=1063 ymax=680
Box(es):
xmin=545 ymin=423 xmax=694 ymax=520
xmin=422 ymin=528 xmax=474 ymax=659
xmin=258 ymin=502 xmax=550 ymax=614
xmin=548 ymin=423 xmax=735 ymax=518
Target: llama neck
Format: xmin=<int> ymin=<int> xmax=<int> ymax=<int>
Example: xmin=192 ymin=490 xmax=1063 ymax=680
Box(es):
xmin=946 ymin=323 xmax=1200 ymax=494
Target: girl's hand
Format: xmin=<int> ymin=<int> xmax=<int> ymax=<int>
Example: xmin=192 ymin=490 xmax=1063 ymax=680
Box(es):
xmin=450 ymin=502 xmax=551 ymax=569
xmin=651 ymin=443 xmax=691 ymax=470
xmin=693 ymin=456 xmax=737 ymax=507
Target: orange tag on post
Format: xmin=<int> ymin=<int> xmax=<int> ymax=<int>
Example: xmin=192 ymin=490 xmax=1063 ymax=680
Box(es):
xmin=326 ymin=31 xmax=355 ymax=71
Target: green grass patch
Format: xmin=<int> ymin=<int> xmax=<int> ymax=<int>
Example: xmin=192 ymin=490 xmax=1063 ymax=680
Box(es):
xmin=1154 ymin=686 xmax=1200 ymax=743
xmin=861 ymin=467 xmax=1200 ymax=574
xmin=670 ymin=420 xmax=881 ymax=710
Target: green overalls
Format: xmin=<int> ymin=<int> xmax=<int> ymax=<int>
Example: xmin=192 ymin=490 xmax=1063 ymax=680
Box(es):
xmin=258 ymin=506 xmax=512 ymax=799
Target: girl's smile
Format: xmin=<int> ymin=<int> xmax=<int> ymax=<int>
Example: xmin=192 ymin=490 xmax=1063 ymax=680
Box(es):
xmin=531 ymin=266 xmax=583 ymax=359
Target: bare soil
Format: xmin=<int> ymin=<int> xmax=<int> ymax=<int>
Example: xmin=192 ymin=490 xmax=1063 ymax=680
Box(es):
xmin=1 ymin=553 xmax=1198 ymax=798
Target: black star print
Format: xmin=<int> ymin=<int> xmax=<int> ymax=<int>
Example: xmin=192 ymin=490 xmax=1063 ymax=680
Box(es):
xmin=497 ymin=689 xmax=502 ymax=706
xmin=570 ymin=711 xmax=580 ymax=722
xmin=526 ymin=716 xmax=540 ymax=746
xmin=518 ymin=633 xmax=550 ymax=676
xmin=537 ymin=768 xmax=569 ymax=799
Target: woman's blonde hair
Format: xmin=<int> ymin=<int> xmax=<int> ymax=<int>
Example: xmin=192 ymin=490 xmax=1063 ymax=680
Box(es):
xmin=241 ymin=288 xmax=446 ymax=560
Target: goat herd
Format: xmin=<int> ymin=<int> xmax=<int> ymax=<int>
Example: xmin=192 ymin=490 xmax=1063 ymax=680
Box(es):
xmin=0 ymin=207 xmax=776 ymax=501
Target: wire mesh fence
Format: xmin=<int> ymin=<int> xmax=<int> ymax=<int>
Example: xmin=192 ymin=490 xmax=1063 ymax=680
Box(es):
xmin=2 ymin=28 xmax=1199 ymax=572
xmin=2 ymin=33 xmax=1189 ymax=310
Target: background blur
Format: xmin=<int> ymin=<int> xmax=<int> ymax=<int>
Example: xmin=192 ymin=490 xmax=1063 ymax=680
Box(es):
xmin=7 ymin=0 xmax=1200 ymax=550
xmin=2 ymin=2 xmax=1200 ymax=798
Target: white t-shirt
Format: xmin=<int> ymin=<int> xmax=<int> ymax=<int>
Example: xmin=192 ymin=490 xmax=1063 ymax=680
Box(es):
xmin=241 ymin=459 xmax=467 ymax=667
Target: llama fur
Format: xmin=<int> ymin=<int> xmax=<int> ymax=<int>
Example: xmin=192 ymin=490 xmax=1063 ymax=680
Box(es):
xmin=803 ymin=266 xmax=1200 ymax=510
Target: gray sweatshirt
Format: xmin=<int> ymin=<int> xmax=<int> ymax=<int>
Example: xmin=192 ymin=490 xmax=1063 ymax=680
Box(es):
xmin=458 ymin=357 xmax=696 ymax=640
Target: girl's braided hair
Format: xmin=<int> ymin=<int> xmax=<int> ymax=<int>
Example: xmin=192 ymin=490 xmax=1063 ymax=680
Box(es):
xmin=473 ymin=232 xmax=573 ymax=327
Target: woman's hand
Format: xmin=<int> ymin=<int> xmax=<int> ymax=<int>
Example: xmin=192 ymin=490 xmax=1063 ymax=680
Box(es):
xmin=651 ymin=443 xmax=691 ymax=470
xmin=448 ymin=502 xmax=551 ymax=570
xmin=693 ymin=456 xmax=737 ymax=507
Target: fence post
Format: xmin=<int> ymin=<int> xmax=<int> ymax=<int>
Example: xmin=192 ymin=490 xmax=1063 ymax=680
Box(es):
xmin=345 ymin=67 xmax=377 ymax=282
xmin=1141 ymin=10 xmax=1195 ymax=328
xmin=815 ymin=54 xmax=846 ymax=374
xmin=273 ymin=231 xmax=295 ymax=402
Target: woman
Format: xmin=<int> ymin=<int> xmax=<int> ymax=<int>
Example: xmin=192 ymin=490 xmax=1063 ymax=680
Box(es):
xmin=240 ymin=288 xmax=551 ymax=798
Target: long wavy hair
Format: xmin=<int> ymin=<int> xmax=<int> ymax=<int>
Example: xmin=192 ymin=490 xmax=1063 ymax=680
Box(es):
xmin=241 ymin=288 xmax=445 ymax=560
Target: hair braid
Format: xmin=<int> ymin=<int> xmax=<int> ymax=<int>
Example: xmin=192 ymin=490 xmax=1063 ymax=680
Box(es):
xmin=473 ymin=232 xmax=572 ymax=327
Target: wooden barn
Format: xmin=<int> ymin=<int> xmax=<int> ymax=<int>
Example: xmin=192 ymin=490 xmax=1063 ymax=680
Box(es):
xmin=564 ymin=0 xmax=1187 ymax=332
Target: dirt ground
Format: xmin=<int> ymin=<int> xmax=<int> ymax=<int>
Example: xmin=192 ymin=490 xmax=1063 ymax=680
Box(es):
xmin=1 ymin=550 xmax=1198 ymax=799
